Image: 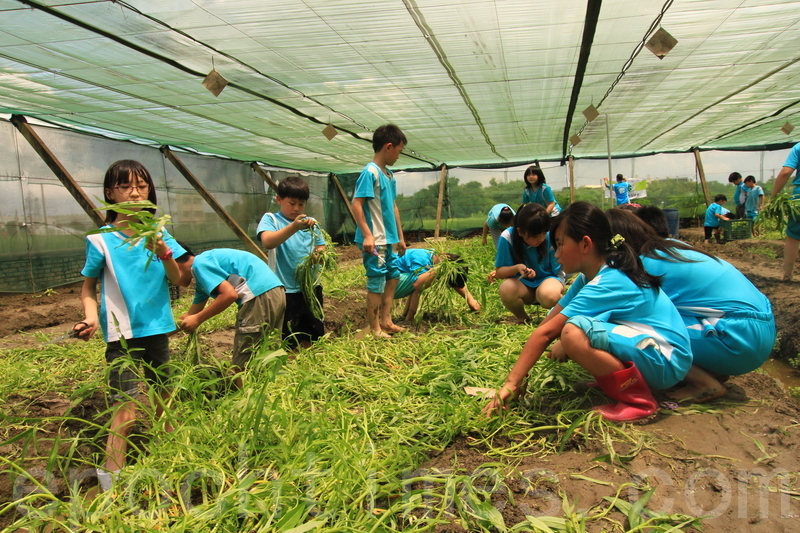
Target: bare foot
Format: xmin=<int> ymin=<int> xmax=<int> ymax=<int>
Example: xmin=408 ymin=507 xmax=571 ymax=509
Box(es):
xmin=666 ymin=384 xmax=727 ymax=403
xmin=380 ymin=323 xmax=407 ymax=334
xmin=372 ymin=329 xmax=393 ymax=339
xmin=467 ymin=296 xmax=481 ymax=312
xmin=664 ymin=364 xmax=726 ymax=404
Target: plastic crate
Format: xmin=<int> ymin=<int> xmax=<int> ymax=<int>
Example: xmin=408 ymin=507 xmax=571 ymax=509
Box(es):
xmin=720 ymin=219 xmax=752 ymax=241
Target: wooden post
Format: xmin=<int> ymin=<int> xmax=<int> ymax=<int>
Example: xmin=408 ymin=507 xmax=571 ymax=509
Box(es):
xmin=693 ymin=148 xmax=712 ymax=206
xmin=434 ymin=165 xmax=447 ymax=238
xmin=329 ymin=173 xmax=357 ymax=226
xmin=161 ymin=146 xmax=268 ymax=262
xmin=605 ymin=114 xmax=613 ymax=201
xmin=250 ymin=162 xmax=280 ymax=193
xmin=11 ymin=115 xmax=105 ymax=227
xmin=568 ymin=156 xmax=575 ymax=204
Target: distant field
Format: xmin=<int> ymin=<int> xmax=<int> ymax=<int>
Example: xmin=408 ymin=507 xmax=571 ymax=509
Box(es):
xmin=413 ymin=216 xmax=484 ymax=232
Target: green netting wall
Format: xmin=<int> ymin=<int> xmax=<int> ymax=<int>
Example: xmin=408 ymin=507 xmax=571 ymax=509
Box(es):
xmin=0 ymin=119 xmax=333 ymax=292
xmin=1 ymin=116 xmax=793 ymax=293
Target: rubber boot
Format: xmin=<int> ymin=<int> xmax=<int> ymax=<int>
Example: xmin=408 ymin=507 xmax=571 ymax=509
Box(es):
xmin=593 ymin=362 xmax=657 ymax=422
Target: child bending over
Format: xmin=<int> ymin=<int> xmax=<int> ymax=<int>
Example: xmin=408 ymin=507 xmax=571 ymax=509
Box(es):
xmin=176 ymin=246 xmax=285 ymax=388
xmin=703 ymin=194 xmax=730 ymax=243
xmin=394 ymin=249 xmax=481 ymax=321
xmin=481 ymin=203 xmax=515 ymax=247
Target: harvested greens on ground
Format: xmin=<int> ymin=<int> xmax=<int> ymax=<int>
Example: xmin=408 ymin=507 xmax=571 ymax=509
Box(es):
xmin=2 ymin=237 xmax=798 ymax=532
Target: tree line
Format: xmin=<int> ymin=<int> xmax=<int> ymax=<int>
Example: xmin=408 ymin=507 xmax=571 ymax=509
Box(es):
xmin=396 ymin=175 xmax=778 ymax=225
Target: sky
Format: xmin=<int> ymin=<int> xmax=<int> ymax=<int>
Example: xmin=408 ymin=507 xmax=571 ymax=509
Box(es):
xmin=395 ymin=148 xmax=794 ymax=197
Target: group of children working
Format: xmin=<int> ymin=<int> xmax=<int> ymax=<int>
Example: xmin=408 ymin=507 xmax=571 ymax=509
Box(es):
xmin=76 ymin=125 xmax=776 ymax=489
xmin=704 ymin=172 xmax=766 ymax=242
xmin=77 ymin=125 xmax=481 ymax=488
xmin=480 ymin=194 xmax=774 ymax=422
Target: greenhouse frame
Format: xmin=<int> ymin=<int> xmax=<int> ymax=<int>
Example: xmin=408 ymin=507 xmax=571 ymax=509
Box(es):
xmin=2 ymin=0 xmax=800 ymax=291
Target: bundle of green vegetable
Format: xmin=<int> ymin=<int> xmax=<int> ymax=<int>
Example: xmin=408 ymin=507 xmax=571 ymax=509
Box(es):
xmin=755 ymin=192 xmax=800 ymax=234
xmin=295 ymin=224 xmax=338 ymax=320
xmin=88 ymin=200 xmax=172 ymax=270
xmin=413 ymin=240 xmax=473 ymax=324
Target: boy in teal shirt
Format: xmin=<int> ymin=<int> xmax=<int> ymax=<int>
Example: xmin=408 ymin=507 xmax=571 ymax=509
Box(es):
xmin=352 ymin=124 xmax=408 ymax=338
xmin=176 ymin=246 xmax=285 ymax=388
xmin=743 ymin=175 xmax=765 ymax=221
xmin=394 ymin=249 xmax=481 ymax=321
xmin=728 ymin=172 xmax=745 ymax=219
xmin=703 ymin=194 xmax=730 ymax=243
xmin=257 ymin=176 xmax=326 ymax=349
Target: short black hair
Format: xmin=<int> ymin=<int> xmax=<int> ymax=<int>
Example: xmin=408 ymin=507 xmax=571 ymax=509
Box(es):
xmin=174 ymin=240 xmax=194 ymax=263
xmin=714 ymin=194 xmax=727 ymax=203
xmin=744 ymin=175 xmax=756 ymax=184
xmin=616 ymin=173 xmax=624 ymax=182
xmin=497 ymin=206 xmax=514 ymax=225
xmin=277 ymin=176 xmax=309 ymax=201
xmin=372 ymin=124 xmax=407 ymax=153
xmin=444 ymin=253 xmax=468 ymax=289
xmin=633 ymin=205 xmax=669 ymax=239
xmin=728 ymin=172 xmax=742 ymax=183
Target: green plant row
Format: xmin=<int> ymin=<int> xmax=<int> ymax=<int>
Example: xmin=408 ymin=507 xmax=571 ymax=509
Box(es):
xmin=0 ymin=238 xmax=706 ymax=532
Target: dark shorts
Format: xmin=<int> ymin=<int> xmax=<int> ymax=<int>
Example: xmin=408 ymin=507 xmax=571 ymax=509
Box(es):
xmin=787 ymin=188 xmax=800 ymax=241
xmin=704 ymin=225 xmax=720 ymax=240
xmin=283 ymin=288 xmax=325 ymax=348
xmin=106 ymin=334 xmax=171 ymax=402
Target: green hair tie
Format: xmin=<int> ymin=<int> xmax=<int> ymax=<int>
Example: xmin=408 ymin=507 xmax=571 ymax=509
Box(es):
xmin=609 ymin=234 xmax=626 ymax=250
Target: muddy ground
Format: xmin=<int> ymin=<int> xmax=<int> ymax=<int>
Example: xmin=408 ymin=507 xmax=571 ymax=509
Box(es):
xmin=1 ymin=230 xmax=800 ymax=531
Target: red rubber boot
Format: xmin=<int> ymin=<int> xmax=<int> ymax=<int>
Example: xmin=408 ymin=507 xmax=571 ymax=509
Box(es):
xmin=593 ymin=362 xmax=657 ymax=422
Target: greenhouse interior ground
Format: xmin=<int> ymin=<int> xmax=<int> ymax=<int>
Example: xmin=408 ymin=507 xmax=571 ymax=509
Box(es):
xmin=2 ymin=233 xmax=800 ymax=532
xmin=4 ymin=0 xmax=800 ymax=531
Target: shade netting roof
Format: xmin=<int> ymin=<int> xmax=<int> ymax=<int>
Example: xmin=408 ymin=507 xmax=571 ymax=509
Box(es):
xmin=2 ymin=0 xmax=800 ymax=173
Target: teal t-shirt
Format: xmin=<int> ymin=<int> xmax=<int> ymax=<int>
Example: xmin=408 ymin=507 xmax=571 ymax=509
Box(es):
xmin=353 ymin=162 xmax=399 ymax=245
xmin=256 ymin=212 xmax=325 ymax=293
xmin=495 ymin=228 xmax=562 ymax=289
xmin=558 ymin=265 xmax=691 ymax=376
xmin=192 ymin=249 xmax=282 ymax=307
xmin=704 ymin=203 xmax=724 ymax=227
xmin=81 ymin=228 xmax=186 ymax=343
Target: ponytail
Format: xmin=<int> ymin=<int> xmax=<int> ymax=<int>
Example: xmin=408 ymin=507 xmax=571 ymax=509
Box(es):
xmin=552 ymin=202 xmax=660 ymax=289
xmin=606 ymin=208 xmax=719 ymax=264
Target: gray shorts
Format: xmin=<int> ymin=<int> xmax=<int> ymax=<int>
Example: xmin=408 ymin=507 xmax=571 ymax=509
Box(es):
xmin=232 ymin=286 xmax=286 ymax=368
xmin=106 ymin=334 xmax=170 ymax=402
